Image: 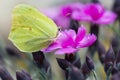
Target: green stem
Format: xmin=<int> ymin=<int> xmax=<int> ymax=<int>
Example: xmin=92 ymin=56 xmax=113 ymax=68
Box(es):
xmin=92 ymin=70 xmax=98 ymax=80
xmin=106 ymin=66 xmax=112 ymax=80
xmin=106 ymin=75 xmax=110 ymax=80
xmin=119 ymin=19 xmax=120 ymax=34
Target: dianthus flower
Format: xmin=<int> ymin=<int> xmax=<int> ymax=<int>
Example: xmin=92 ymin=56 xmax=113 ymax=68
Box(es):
xmin=41 ymin=2 xmax=84 ymax=29
xmin=72 ymin=3 xmax=117 ymax=24
xmin=43 ymin=25 xmax=96 ymax=54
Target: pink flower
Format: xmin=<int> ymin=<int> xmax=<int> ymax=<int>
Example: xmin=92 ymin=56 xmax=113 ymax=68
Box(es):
xmin=72 ymin=3 xmax=117 ymax=24
xmin=43 ymin=25 xmax=97 ymax=54
xmin=41 ymin=2 xmax=84 ymax=29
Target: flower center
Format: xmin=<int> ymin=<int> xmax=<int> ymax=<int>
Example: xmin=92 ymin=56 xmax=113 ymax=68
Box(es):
xmin=85 ymin=4 xmax=104 ymax=20
xmin=61 ymin=7 xmax=73 ymax=17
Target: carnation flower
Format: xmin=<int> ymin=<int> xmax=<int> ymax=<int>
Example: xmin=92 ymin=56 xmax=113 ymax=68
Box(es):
xmin=43 ymin=25 xmax=96 ymax=54
xmin=41 ymin=2 xmax=84 ymax=29
xmin=72 ymin=3 xmax=117 ymax=24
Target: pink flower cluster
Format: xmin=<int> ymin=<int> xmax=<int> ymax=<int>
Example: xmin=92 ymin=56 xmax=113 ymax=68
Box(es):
xmin=41 ymin=2 xmax=117 ymax=28
xmin=41 ymin=2 xmax=117 ymax=54
xmin=43 ymin=26 xmax=96 ymax=54
xmin=41 ymin=3 xmax=84 ymax=29
xmin=72 ymin=3 xmax=117 ymax=24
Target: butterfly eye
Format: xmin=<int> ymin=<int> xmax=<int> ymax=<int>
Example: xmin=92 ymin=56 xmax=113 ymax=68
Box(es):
xmin=58 ymin=27 xmax=61 ymax=31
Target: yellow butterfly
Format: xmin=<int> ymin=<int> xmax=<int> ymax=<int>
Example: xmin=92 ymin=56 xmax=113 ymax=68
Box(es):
xmin=8 ymin=4 xmax=58 ymax=52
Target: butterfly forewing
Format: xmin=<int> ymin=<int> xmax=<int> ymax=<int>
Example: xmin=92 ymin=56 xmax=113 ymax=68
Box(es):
xmin=8 ymin=4 xmax=58 ymax=52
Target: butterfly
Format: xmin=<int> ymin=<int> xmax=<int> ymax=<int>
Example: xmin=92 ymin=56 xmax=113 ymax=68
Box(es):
xmin=8 ymin=4 xmax=58 ymax=52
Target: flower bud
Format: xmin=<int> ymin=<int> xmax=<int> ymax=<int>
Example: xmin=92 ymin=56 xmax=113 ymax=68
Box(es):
xmin=111 ymin=65 xmax=119 ymax=75
xmin=86 ymin=56 xmax=94 ymax=70
xmin=69 ymin=66 xmax=85 ymax=80
xmin=56 ymin=58 xmax=70 ymax=70
xmin=16 ymin=70 xmax=32 ymax=80
xmin=0 ymin=65 xmax=13 ymax=80
xmin=104 ymin=46 xmax=115 ymax=65
xmin=32 ymin=51 xmax=50 ymax=72
xmin=65 ymin=54 xmax=81 ymax=68
xmin=111 ymin=35 xmax=120 ymax=55
xmin=104 ymin=46 xmax=115 ymax=74
xmin=65 ymin=54 xmax=76 ymax=63
xmin=72 ymin=58 xmax=81 ymax=69
xmin=81 ymin=63 xmax=90 ymax=79
xmin=97 ymin=41 xmax=106 ymax=64
xmin=113 ymin=0 xmax=120 ymax=19
xmin=116 ymin=50 xmax=120 ymax=70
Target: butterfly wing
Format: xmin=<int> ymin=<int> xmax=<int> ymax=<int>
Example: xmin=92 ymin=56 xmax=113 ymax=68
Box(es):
xmin=8 ymin=4 xmax=58 ymax=52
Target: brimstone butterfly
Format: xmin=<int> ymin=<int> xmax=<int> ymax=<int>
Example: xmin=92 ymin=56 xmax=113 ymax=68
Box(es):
xmin=8 ymin=4 xmax=58 ymax=52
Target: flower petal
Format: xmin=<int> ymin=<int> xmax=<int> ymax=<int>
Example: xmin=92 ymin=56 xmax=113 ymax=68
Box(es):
xmin=78 ymin=34 xmax=97 ymax=48
xmin=71 ymin=2 xmax=84 ymax=11
xmin=55 ymin=47 xmax=77 ymax=54
xmin=75 ymin=25 xmax=86 ymax=43
xmin=65 ymin=29 xmax=76 ymax=40
xmin=57 ymin=30 xmax=75 ymax=48
xmin=72 ymin=10 xmax=92 ymax=22
xmin=54 ymin=16 xmax=70 ymax=28
xmin=42 ymin=42 xmax=61 ymax=53
xmin=95 ymin=11 xmax=117 ymax=24
xmin=84 ymin=3 xmax=104 ymax=20
xmin=41 ymin=7 xmax=70 ymax=29
xmin=40 ymin=7 xmax=60 ymax=19
xmin=60 ymin=5 xmax=73 ymax=17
